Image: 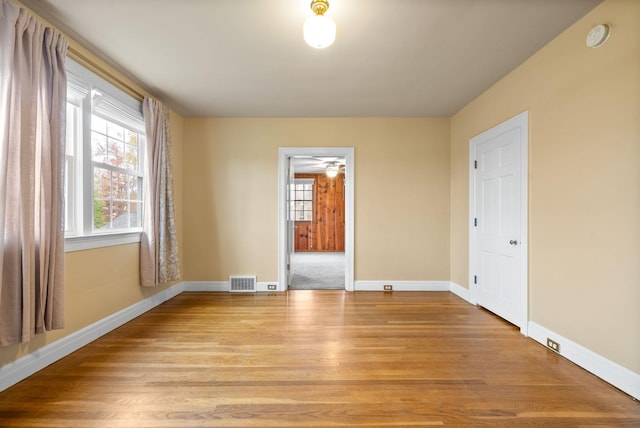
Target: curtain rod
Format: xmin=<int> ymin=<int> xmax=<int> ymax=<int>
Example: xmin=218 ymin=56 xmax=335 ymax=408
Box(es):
xmin=67 ymin=46 xmax=145 ymax=103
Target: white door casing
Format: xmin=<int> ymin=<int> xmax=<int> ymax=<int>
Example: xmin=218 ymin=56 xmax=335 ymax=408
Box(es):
xmin=469 ymin=112 xmax=528 ymax=334
xmin=278 ymin=147 xmax=355 ymax=292
xmin=286 ymin=157 xmax=295 ymax=285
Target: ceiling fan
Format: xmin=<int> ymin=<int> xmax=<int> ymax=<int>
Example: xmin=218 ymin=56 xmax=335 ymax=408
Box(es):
xmin=323 ymin=160 xmax=345 ymax=177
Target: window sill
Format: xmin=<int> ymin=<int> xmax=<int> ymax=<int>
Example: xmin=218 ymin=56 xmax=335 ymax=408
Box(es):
xmin=65 ymin=231 xmax=141 ymax=252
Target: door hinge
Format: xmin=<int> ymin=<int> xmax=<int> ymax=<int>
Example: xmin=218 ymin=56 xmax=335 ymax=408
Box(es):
xmin=474 ymin=160 xmax=477 ymax=169
xmin=474 ymin=218 xmax=478 ymax=227
xmin=473 ymin=275 xmax=477 ymax=285
xmin=287 ymin=263 xmax=290 ymax=271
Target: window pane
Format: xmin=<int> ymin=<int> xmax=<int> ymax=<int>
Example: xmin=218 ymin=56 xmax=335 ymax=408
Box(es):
xmin=107 ymin=121 xmax=124 ymax=140
xmin=111 ymin=201 xmax=129 ymax=228
xmin=93 ymin=198 xmax=110 ymax=230
xmin=125 ymin=128 xmax=138 ymax=146
xmin=91 ymin=132 xmax=107 ymax=163
xmin=92 ymin=168 xmax=141 ymax=231
xmin=129 ymin=175 xmax=139 ymax=200
xmin=303 ymin=201 xmax=312 ymax=211
xmin=303 ymin=190 xmax=313 ymax=200
xmin=93 ymin=167 xmax=111 ymax=199
xmin=92 ymin=115 xmax=107 ymax=134
xmin=125 ymin=144 xmax=138 ymax=170
xmin=107 ymin=137 xmax=124 ymax=167
xmin=111 ymin=171 xmax=128 ymax=200
xmin=130 ymin=202 xmax=142 ymax=228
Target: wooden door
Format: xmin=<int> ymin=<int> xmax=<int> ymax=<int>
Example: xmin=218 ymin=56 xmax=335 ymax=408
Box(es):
xmin=294 ymin=173 xmax=345 ymax=252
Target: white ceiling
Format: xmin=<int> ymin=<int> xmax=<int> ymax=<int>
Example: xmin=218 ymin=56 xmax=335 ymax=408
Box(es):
xmin=292 ymin=156 xmax=346 ymax=174
xmin=20 ymin=0 xmax=601 ymax=118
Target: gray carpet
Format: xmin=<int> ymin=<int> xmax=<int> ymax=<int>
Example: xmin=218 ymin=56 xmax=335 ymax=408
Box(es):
xmin=289 ymin=252 xmax=345 ymax=290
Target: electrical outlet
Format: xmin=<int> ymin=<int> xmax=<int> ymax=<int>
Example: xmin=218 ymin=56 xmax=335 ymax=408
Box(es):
xmin=383 ymin=284 xmax=393 ymax=292
xmin=547 ymin=338 xmax=560 ymax=353
xmin=267 ymin=284 xmax=277 ymax=291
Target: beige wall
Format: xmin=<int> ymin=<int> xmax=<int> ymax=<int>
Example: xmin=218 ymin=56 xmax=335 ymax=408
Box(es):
xmin=450 ymin=0 xmax=640 ymax=372
xmin=183 ymin=118 xmax=451 ymax=282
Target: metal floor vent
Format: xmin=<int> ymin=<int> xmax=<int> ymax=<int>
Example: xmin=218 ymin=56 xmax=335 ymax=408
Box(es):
xmin=229 ymin=276 xmax=257 ymax=292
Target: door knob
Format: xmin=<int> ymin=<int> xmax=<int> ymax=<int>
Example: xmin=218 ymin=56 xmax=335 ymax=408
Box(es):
xmin=509 ymin=240 xmax=518 ymax=245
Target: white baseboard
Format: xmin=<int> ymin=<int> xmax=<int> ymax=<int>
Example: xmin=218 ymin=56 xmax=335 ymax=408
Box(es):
xmin=354 ymin=280 xmax=450 ymax=292
xmin=182 ymin=281 xmax=279 ymax=293
xmin=0 ymin=282 xmax=184 ymax=393
xmin=449 ymin=281 xmax=473 ymax=303
xmin=528 ymin=321 xmax=639 ymax=400
xmin=182 ymin=281 xmax=229 ymax=292
xmin=257 ymin=282 xmax=279 ymax=292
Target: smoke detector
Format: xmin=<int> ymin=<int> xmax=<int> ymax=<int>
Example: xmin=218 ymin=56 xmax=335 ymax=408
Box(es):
xmin=586 ymin=24 xmax=611 ymax=48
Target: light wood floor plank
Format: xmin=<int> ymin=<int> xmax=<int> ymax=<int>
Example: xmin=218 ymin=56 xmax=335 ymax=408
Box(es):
xmin=0 ymin=291 xmax=638 ymax=426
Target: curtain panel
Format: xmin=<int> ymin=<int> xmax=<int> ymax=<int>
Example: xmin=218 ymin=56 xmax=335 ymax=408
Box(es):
xmin=0 ymin=0 xmax=67 ymax=345
xmin=140 ymin=98 xmax=180 ymax=286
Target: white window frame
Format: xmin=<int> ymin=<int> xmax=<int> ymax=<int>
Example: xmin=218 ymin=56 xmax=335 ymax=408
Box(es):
xmin=64 ymin=93 xmax=84 ymax=237
xmin=64 ymin=59 xmax=145 ymax=252
xmin=290 ymin=178 xmax=314 ymax=222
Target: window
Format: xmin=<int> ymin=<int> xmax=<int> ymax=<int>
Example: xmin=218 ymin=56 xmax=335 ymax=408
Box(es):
xmin=290 ymin=179 xmax=314 ymax=221
xmin=90 ymin=111 xmax=143 ymax=231
xmin=65 ymin=59 xmax=145 ymax=251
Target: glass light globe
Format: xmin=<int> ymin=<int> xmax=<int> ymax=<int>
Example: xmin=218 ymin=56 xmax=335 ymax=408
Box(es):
xmin=326 ymin=165 xmax=339 ymax=177
xmin=304 ymin=15 xmax=336 ymax=49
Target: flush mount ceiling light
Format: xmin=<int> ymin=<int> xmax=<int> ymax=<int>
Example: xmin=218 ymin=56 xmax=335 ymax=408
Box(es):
xmin=304 ymin=0 xmax=336 ymax=49
xmin=325 ymin=161 xmax=339 ymax=178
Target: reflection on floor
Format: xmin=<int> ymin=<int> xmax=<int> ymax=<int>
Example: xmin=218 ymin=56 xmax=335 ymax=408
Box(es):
xmin=289 ymin=252 xmax=345 ymax=290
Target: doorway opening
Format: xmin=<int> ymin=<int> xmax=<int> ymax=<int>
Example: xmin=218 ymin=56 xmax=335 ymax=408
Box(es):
xmin=278 ymin=147 xmax=354 ymax=292
xmin=289 ymin=157 xmax=345 ymax=289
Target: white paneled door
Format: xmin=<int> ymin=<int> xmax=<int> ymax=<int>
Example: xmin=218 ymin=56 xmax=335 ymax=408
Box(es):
xmin=470 ymin=112 xmax=528 ymax=331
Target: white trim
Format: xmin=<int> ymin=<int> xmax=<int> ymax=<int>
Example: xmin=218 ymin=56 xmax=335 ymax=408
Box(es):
xmin=293 ymin=178 xmax=315 ymax=185
xmin=181 ymin=281 xmax=283 ymax=293
xmin=66 ymin=59 xmax=143 ymax=116
xmin=278 ymin=147 xmax=355 ymax=292
xmin=257 ymin=282 xmax=280 ymax=292
xmin=528 ymin=321 xmax=640 ymax=400
xmin=449 ymin=281 xmax=473 ymax=303
xmin=355 ymin=281 xmax=450 ymax=292
xmin=469 ymin=111 xmax=529 ymax=335
xmin=182 ymin=281 xmax=229 ymax=292
xmin=65 ymin=232 xmax=141 ymax=252
xmin=0 ymin=282 xmax=183 ymax=392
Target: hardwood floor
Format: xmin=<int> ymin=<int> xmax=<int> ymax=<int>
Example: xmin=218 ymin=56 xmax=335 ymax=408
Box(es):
xmin=1 ymin=291 xmax=638 ymax=427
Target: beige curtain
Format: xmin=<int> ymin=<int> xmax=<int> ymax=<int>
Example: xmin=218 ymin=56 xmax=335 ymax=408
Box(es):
xmin=0 ymin=0 xmax=67 ymax=346
xmin=140 ymin=98 xmax=180 ymax=286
